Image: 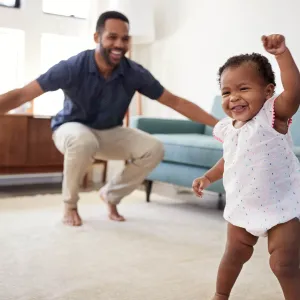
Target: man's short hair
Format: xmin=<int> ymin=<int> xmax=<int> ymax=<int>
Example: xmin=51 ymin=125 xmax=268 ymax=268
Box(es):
xmin=96 ymin=11 xmax=129 ymax=33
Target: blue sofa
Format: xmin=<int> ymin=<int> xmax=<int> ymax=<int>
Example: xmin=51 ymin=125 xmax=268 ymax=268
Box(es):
xmin=130 ymin=96 xmax=300 ymax=209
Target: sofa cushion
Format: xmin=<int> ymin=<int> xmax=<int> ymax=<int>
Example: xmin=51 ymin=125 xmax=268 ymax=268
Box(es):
xmin=153 ymin=133 xmax=223 ymax=168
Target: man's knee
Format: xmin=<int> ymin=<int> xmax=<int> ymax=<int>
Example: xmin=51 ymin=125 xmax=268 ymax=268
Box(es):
xmin=145 ymin=139 xmax=164 ymax=167
xmin=151 ymin=139 xmax=164 ymax=161
xmin=65 ymin=132 xmax=97 ymax=152
xmin=134 ymin=138 xmax=164 ymax=168
xmin=270 ymin=249 xmax=299 ymax=278
xmin=54 ymin=124 xmax=99 ymax=155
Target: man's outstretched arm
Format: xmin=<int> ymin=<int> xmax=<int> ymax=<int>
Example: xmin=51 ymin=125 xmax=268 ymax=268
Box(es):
xmin=0 ymin=81 xmax=44 ymax=114
xmin=157 ymin=89 xmax=218 ymax=127
xmin=0 ymin=58 xmax=76 ymax=114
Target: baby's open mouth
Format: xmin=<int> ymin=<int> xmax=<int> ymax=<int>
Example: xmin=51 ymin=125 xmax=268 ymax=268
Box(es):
xmin=231 ymin=105 xmax=247 ymax=112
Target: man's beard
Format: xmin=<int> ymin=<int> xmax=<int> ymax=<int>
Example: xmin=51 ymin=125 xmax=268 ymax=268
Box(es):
xmin=100 ymin=42 xmax=125 ymax=67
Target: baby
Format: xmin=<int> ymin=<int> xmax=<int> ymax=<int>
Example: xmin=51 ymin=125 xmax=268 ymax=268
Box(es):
xmin=193 ymin=34 xmax=300 ymax=300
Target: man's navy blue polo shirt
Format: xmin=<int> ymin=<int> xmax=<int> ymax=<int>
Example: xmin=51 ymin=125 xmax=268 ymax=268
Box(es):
xmin=37 ymin=50 xmax=164 ymax=131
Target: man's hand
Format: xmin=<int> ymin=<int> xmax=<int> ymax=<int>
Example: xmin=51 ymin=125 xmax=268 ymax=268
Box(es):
xmin=262 ymin=34 xmax=287 ymax=56
xmin=192 ymin=176 xmax=211 ymax=198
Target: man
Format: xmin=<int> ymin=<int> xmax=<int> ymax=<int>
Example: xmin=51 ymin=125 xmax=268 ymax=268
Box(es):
xmin=0 ymin=11 xmax=218 ymax=226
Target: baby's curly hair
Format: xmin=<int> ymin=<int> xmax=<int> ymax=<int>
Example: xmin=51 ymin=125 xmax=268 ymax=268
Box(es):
xmin=218 ymin=53 xmax=276 ymax=88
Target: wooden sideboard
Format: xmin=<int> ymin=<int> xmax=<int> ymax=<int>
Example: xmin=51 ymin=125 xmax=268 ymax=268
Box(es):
xmin=0 ymin=114 xmax=64 ymax=175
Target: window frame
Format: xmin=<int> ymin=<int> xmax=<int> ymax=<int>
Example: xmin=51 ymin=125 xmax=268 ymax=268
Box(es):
xmin=42 ymin=0 xmax=89 ymax=20
xmin=0 ymin=0 xmax=20 ymax=8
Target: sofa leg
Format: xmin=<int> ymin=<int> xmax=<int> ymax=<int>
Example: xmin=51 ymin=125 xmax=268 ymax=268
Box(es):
xmin=145 ymin=180 xmax=153 ymax=203
xmin=218 ymin=193 xmax=225 ymax=210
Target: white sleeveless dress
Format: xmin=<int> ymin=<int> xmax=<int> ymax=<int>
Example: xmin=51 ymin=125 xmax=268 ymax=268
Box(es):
xmin=213 ymin=95 xmax=300 ymax=236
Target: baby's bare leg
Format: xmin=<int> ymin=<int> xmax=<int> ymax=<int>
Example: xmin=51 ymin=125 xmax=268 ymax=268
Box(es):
xmin=268 ymin=218 xmax=300 ymax=300
xmin=213 ymin=223 xmax=258 ymax=300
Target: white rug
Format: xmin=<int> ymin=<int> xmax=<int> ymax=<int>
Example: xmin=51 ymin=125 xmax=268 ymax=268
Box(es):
xmin=0 ymin=190 xmax=282 ymax=300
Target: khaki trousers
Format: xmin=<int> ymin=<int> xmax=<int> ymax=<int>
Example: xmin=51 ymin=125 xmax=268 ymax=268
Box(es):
xmin=53 ymin=122 xmax=164 ymax=208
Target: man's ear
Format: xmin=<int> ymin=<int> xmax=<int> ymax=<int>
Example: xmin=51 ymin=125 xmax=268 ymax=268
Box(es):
xmin=265 ymin=84 xmax=275 ymax=99
xmin=93 ymin=31 xmax=101 ymax=44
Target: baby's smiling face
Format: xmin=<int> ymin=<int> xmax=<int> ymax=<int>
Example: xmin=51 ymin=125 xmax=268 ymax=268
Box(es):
xmin=220 ymin=62 xmax=275 ymax=122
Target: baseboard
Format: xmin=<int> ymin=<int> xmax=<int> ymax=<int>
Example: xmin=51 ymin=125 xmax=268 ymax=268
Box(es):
xmin=0 ymin=173 xmax=63 ymax=186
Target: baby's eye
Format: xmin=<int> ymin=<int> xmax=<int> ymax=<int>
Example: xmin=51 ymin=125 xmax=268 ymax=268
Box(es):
xmin=240 ymin=87 xmax=249 ymax=91
xmin=222 ymin=91 xmax=230 ymax=96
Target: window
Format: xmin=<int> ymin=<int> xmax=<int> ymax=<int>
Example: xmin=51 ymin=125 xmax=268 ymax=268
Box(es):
xmin=34 ymin=34 xmax=90 ymax=116
xmin=0 ymin=28 xmax=26 ymax=113
xmin=42 ymin=0 xmax=90 ymax=19
xmin=0 ymin=0 xmax=20 ymax=8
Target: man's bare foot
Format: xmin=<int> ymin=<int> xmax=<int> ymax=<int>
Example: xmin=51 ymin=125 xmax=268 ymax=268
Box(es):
xmin=63 ymin=205 xmax=82 ymax=226
xmin=100 ymin=194 xmax=125 ymax=222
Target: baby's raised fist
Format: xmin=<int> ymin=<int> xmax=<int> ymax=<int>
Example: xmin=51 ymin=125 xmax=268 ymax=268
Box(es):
xmin=262 ymin=34 xmax=286 ymax=56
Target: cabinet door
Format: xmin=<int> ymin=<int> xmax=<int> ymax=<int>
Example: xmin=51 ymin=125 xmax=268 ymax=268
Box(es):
xmin=0 ymin=115 xmax=28 ymax=166
xmin=27 ymin=117 xmax=63 ymax=166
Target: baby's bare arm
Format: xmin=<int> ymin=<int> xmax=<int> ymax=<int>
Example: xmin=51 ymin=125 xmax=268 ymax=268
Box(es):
xmin=262 ymin=35 xmax=300 ymax=120
xmin=204 ymin=157 xmax=224 ymax=183
xmin=275 ymin=49 xmax=300 ymax=119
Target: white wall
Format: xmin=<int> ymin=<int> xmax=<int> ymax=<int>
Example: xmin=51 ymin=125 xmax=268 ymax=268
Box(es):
xmin=138 ymin=0 xmax=300 ymax=119
xmin=0 ymin=0 xmax=101 ymax=85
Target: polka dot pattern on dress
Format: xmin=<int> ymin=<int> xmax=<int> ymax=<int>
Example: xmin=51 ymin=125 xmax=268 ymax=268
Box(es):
xmin=213 ymin=95 xmax=300 ymax=237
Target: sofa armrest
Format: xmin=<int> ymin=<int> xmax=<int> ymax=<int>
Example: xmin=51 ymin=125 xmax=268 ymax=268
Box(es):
xmin=129 ymin=116 xmax=205 ymax=134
